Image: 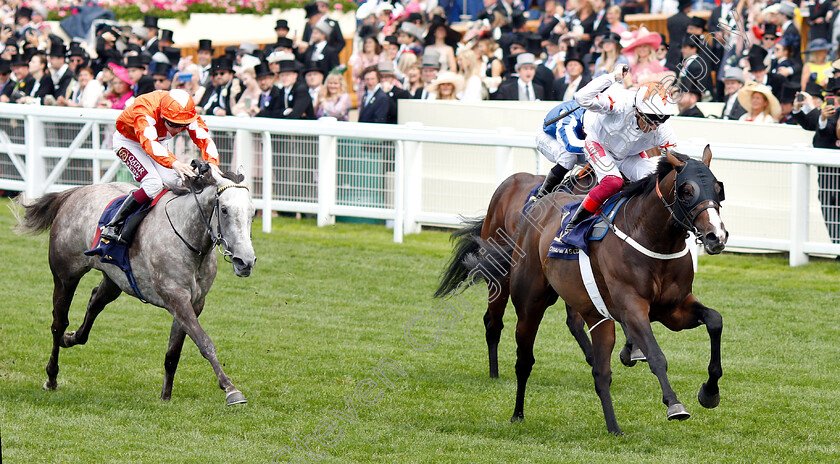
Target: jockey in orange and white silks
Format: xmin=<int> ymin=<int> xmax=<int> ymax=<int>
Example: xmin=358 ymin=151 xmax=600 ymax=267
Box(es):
xmin=100 ymin=89 xmax=221 ymax=244
xmin=561 ymin=64 xmax=678 ymax=239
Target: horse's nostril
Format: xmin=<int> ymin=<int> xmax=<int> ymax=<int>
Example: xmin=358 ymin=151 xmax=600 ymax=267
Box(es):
xmin=233 ymin=257 xmax=246 ymax=268
xmin=705 ymin=232 xmax=719 ymax=243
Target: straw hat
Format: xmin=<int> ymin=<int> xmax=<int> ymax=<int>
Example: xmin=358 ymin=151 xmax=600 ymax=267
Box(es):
xmin=623 ymin=27 xmax=662 ymax=54
xmin=427 ymin=71 xmax=464 ymax=96
xmin=737 ymin=81 xmax=781 ymax=120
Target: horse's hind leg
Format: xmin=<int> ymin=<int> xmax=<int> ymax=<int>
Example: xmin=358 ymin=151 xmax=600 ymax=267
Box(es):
xmin=566 ymin=304 xmax=594 ymax=367
xmin=44 ymin=273 xmax=81 ymax=390
xmin=63 ymin=276 xmax=121 ymax=348
xmin=484 ymin=284 xmax=509 ymax=379
xmin=161 ymin=299 xmax=204 ymax=401
xmin=588 ymin=318 xmax=621 ymax=435
xmin=165 ymin=292 xmax=245 ymax=406
xmin=509 ymin=286 xmax=552 ymax=422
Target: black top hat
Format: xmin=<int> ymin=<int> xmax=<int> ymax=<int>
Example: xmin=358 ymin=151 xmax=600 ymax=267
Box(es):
xmin=159 ymin=29 xmax=174 ymax=43
xmin=747 ymin=44 xmax=768 ymax=71
xmin=383 ymin=35 xmax=399 ymax=46
xmin=688 ymin=16 xmax=707 ymax=31
xmin=303 ymin=60 xmax=328 ymax=76
xmin=152 ymin=62 xmax=172 ymax=78
xmin=540 ymin=18 xmax=561 ymax=40
xmin=565 ymin=47 xmax=585 ymax=66
xmin=805 ymin=80 xmax=824 ymax=96
xmin=780 ymin=80 xmax=801 ymax=103
xmin=277 ymin=59 xmax=300 ymax=74
xmin=125 ymin=44 xmax=142 ymax=55
xmin=510 ymin=36 xmax=528 ymax=50
xmin=67 ymin=43 xmax=85 ymax=58
xmin=254 ymin=61 xmax=273 ymax=78
xmin=198 ymin=39 xmax=213 ymax=52
xmin=224 ymin=45 xmax=238 ymax=59
xmin=824 ymin=78 xmax=840 ymax=94
xmin=425 ymin=15 xmax=462 ymax=47
xmin=212 ymin=56 xmax=234 ymax=72
xmin=762 ymin=23 xmax=778 ymax=38
xmin=0 ymin=60 xmax=11 ymax=74
xmin=48 ymin=42 xmax=66 ymax=58
xmin=162 ymin=47 xmax=181 ymax=65
xmin=10 ymin=56 xmax=27 ymax=68
xmin=304 ymin=2 xmax=320 ymax=19
xmin=274 ymin=37 xmax=294 ymax=50
xmin=143 ymin=15 xmax=158 ymax=29
xmin=16 ymin=6 xmax=32 ymax=19
xmin=5 ymin=38 xmax=18 ymax=48
xmin=681 ymin=34 xmax=702 ymax=48
xmin=511 ymin=10 xmax=527 ymax=29
xmin=406 ymin=12 xmax=424 ymax=23
xmin=359 ymin=25 xmax=378 ymax=40
xmin=125 ymin=54 xmax=146 ymax=69
xmin=678 ymin=0 xmax=693 ymax=10
xmin=275 ymin=19 xmax=289 ymax=30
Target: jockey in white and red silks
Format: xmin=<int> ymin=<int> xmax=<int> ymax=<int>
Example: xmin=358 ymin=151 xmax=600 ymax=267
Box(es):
xmin=561 ymin=64 xmax=678 ymax=241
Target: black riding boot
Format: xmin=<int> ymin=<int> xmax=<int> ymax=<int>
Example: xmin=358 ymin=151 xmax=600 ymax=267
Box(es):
xmin=560 ymin=203 xmax=594 ymax=240
xmin=534 ymin=164 xmax=570 ymax=201
xmin=100 ymin=192 xmax=144 ymax=245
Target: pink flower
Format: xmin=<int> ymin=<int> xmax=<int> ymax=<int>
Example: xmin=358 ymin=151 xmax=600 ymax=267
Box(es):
xmin=58 ymin=10 xmax=66 ymax=17
xmin=139 ymin=5 xmax=149 ymax=12
xmin=226 ymin=6 xmax=236 ymax=13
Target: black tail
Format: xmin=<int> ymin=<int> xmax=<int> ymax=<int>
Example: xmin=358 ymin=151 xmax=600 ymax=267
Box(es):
xmin=15 ymin=188 xmax=80 ymax=234
xmin=434 ymin=217 xmax=485 ymax=298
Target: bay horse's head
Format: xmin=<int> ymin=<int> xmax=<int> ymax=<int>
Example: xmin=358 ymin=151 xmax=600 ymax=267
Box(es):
xmin=664 ymin=146 xmax=728 ymax=254
xmin=201 ymin=164 xmax=257 ymax=277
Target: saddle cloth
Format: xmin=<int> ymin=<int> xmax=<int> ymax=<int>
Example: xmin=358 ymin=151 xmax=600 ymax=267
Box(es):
xmin=546 ymin=194 xmax=627 ymax=259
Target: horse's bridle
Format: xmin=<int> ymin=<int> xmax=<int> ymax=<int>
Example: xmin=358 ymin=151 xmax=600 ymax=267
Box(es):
xmin=166 ymin=180 xmax=249 ymax=260
xmin=655 ymin=165 xmax=725 ymax=239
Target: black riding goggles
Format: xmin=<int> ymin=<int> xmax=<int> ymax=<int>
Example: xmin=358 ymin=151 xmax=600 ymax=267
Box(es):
xmin=164 ymin=119 xmax=190 ymax=129
xmin=639 ymin=112 xmax=670 ymax=125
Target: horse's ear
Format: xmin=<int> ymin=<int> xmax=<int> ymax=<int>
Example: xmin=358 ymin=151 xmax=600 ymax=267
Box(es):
xmin=702 ymin=144 xmax=712 ymax=167
xmin=666 ymin=149 xmax=685 ymax=169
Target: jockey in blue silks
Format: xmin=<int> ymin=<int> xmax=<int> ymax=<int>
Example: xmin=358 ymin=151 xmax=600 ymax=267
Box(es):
xmin=532 ymin=100 xmax=587 ymax=201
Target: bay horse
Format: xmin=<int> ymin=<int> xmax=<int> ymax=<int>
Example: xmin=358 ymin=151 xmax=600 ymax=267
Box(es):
xmin=435 ymin=167 xmax=600 ymax=378
xmin=16 ymin=164 xmax=256 ymax=406
xmin=469 ymin=147 xmax=726 ymax=434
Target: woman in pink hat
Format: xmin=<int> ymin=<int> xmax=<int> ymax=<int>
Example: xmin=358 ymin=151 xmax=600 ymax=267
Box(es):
xmin=624 ymin=28 xmax=670 ymax=88
xmin=99 ymin=63 xmax=134 ymax=109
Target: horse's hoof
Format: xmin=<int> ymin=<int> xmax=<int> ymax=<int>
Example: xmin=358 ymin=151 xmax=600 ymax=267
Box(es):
xmin=609 ymin=428 xmax=624 ymax=436
xmin=666 ymin=403 xmax=691 ymax=421
xmin=225 ymin=390 xmax=247 ymax=406
xmin=698 ymin=384 xmax=720 ymax=409
xmin=629 ymin=347 xmax=646 ymax=362
xmin=619 ymin=346 xmax=637 ymax=367
xmin=42 ymin=379 xmax=57 ymax=391
xmin=510 ymin=413 xmax=524 ymax=423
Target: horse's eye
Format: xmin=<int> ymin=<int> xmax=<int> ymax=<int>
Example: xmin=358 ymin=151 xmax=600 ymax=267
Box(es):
xmin=679 ymin=184 xmax=695 ymax=202
xmin=221 ymin=207 xmax=228 ymax=215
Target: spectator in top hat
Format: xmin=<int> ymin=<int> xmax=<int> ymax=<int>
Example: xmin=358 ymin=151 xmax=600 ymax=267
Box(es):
xmin=264 ymin=20 xmax=291 ymax=56
xmin=159 ymin=30 xmax=174 ymax=49
xmin=377 ymin=60 xmax=410 ymax=123
xmin=358 ymin=65 xmax=390 ymax=124
xmin=314 ymin=0 xmax=345 ymax=51
xmin=303 ymin=61 xmax=327 ymax=108
xmin=553 ymin=48 xmax=590 ymax=101
xmin=677 ymin=84 xmax=705 ymax=118
xmin=198 ymin=57 xmax=242 ymax=116
xmin=250 ymin=61 xmax=282 ymax=118
xmin=196 ymin=39 xmax=213 ymax=88
xmin=760 ymin=24 xmax=780 ymax=53
xmin=152 ymin=63 xmax=173 ymax=91
xmin=67 ymin=44 xmax=88 ymax=73
xmin=48 ymin=42 xmax=73 ymax=99
xmin=125 ymin=55 xmax=155 ymax=97
xmin=298 ymin=19 xmax=340 ymax=73
xmin=416 ymin=51 xmax=441 ymax=99
xmin=0 ymin=59 xmax=14 ymax=102
xmin=744 ymin=44 xmax=785 ymax=99
xmin=778 ymin=81 xmax=801 ymax=124
xmin=494 ymin=53 xmax=545 ymax=101
xmin=10 ymin=57 xmax=34 ymax=103
xmin=276 ymin=60 xmax=315 ymax=119
xmin=720 ymin=67 xmax=747 ymax=120
xmin=666 ymin=0 xmax=693 ymax=71
xmin=143 ymin=15 xmax=160 ymax=54
xmin=129 ymin=27 xmax=148 ymax=49
xmin=300 ymin=2 xmax=345 ymax=55
xmin=765 ymin=1 xmax=801 ymax=67
xmin=424 ymin=15 xmax=461 ymax=73
xmin=678 ymin=35 xmax=714 ymax=101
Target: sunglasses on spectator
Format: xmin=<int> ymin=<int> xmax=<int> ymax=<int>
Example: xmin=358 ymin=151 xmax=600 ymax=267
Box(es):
xmin=154 ymin=78 xmax=167 ymax=82
xmin=163 ymin=119 xmax=189 ymax=128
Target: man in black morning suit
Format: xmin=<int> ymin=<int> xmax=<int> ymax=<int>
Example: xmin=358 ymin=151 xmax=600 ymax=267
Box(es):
xmin=358 ymin=65 xmax=390 ymax=124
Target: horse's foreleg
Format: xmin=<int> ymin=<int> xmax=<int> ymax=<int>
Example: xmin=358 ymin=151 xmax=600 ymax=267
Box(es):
xmin=484 ymin=283 xmax=508 ymax=379
xmin=588 ymin=317 xmax=620 ymax=435
xmin=63 ymin=276 xmax=121 ymax=347
xmin=624 ymin=309 xmax=690 ymax=421
xmin=679 ymin=295 xmax=723 ymax=409
xmin=618 ymin=321 xmax=645 ymax=367
xmin=44 ymin=274 xmax=80 ymax=390
xmin=566 ymin=304 xmax=594 ymax=367
xmin=166 ymin=293 xmax=245 ymax=406
xmin=161 ymin=319 xmax=186 ymax=401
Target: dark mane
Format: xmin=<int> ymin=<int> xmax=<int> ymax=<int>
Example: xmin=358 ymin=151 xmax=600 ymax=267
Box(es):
xmin=170 ymin=169 xmax=246 ymax=195
xmin=620 ymin=152 xmax=690 ymax=199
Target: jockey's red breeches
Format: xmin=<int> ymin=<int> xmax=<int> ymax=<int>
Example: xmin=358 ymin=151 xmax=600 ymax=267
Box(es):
xmin=582 ymin=175 xmax=623 ymax=212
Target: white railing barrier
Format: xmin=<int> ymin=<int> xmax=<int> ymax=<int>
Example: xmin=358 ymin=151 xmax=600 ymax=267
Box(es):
xmin=1 ymin=104 xmax=840 ymax=265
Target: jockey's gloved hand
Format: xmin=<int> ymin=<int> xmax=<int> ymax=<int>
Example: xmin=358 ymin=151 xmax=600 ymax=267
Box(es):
xmin=613 ymin=64 xmax=629 ymax=82
xmin=173 ymin=160 xmax=197 ymax=179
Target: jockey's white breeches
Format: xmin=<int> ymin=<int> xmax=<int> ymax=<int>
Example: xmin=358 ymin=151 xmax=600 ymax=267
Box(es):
xmin=113 ymin=132 xmax=183 ymax=198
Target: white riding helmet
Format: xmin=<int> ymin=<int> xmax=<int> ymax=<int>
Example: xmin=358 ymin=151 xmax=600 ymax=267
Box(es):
xmin=634 ymin=82 xmax=677 ymax=118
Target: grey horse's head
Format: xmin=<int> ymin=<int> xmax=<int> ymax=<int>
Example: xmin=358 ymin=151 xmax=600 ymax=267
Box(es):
xmin=208 ymin=167 xmax=257 ymax=277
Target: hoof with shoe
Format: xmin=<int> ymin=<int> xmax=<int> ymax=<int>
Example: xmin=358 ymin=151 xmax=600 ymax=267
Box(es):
xmin=629 ymin=347 xmax=646 ymax=362
xmin=697 ymin=383 xmax=720 ymax=409
xmin=43 ymin=379 xmax=57 ymax=391
xmin=619 ymin=346 xmax=637 ymax=367
xmin=225 ymin=390 xmax=247 ymax=406
xmin=666 ymin=403 xmax=691 ymax=421
xmin=510 ymin=413 xmax=524 ymax=423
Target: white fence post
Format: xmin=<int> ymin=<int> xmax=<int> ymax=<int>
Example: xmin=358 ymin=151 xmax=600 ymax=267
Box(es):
xmin=495 ymin=126 xmax=515 ymax=186
xmin=790 ymin=163 xmax=810 ymax=266
xmin=393 ymin=140 xmax=405 ymax=243
xmin=317 ymin=118 xmax=338 ymax=227
xmin=262 ymin=131 xmax=272 ymax=233
xmin=24 ymin=115 xmax=44 ymax=198
xmin=403 ymin=122 xmax=423 ymax=235
xmin=235 ymin=129 xmax=253 ymax=187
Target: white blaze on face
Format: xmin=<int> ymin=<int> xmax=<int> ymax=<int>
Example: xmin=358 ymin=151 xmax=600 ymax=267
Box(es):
xmin=707 ymin=208 xmax=727 ymax=244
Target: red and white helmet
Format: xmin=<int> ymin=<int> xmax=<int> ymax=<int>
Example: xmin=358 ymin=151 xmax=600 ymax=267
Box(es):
xmin=634 ymin=82 xmax=676 ymax=117
xmin=160 ymin=89 xmax=198 ymax=125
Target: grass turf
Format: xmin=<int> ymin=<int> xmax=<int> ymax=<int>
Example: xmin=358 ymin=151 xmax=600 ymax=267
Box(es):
xmin=1 ymin=197 xmax=839 ymax=463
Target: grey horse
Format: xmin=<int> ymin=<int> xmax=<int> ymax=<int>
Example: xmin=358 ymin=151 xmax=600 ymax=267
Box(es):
xmin=17 ymin=165 xmax=256 ymax=406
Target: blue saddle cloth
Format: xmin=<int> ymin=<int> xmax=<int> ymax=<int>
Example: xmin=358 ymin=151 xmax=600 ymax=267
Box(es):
xmin=84 ymin=195 xmax=153 ymax=302
xmin=547 ymin=194 xmax=627 ymax=260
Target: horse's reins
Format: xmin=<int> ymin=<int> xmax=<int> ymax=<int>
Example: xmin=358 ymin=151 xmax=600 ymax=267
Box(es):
xmin=165 ymin=179 xmax=249 ymax=260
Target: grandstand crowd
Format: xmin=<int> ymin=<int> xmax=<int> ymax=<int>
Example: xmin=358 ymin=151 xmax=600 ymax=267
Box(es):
xmin=0 ymin=0 xmax=839 ymax=135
